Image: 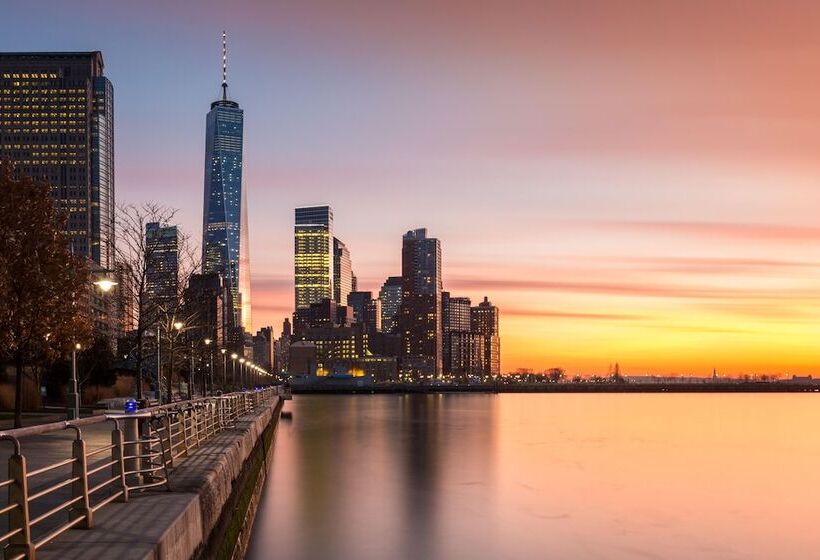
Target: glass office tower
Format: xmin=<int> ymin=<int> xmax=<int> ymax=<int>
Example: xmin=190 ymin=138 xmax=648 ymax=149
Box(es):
xmin=295 ymin=205 xmax=334 ymax=310
xmin=202 ymin=34 xmax=251 ymax=332
xmin=0 ymin=52 xmax=115 ymax=269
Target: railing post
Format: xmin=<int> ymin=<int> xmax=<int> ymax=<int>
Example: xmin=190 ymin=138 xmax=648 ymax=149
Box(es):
xmin=139 ymin=417 xmax=153 ymax=485
xmin=181 ymin=409 xmax=190 ymax=457
xmin=162 ymin=414 xmax=175 ymax=469
xmin=6 ymin=442 xmax=34 ymax=560
xmin=110 ymin=420 xmax=129 ymax=502
xmin=68 ymin=427 xmax=93 ymax=529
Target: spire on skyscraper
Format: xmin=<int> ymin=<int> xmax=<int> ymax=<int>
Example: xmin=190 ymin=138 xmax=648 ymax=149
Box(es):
xmin=221 ymin=30 xmax=228 ymax=101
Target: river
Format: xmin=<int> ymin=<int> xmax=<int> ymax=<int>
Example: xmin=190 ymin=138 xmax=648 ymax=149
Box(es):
xmin=247 ymin=393 xmax=818 ymax=559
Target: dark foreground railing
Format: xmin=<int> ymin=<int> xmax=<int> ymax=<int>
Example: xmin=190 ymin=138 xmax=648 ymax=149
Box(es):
xmin=0 ymin=387 xmax=280 ymax=559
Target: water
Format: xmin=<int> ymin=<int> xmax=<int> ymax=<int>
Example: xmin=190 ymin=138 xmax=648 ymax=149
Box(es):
xmin=247 ymin=393 xmax=819 ymax=559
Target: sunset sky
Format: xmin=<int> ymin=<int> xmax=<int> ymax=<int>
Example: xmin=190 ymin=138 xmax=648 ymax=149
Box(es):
xmin=8 ymin=1 xmax=820 ymax=375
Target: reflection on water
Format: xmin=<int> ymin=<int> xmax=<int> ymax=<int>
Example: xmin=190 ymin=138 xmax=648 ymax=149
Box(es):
xmin=248 ymin=394 xmax=820 ymax=560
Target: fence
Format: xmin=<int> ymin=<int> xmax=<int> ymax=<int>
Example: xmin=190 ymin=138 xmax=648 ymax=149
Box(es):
xmin=0 ymin=387 xmax=279 ymax=559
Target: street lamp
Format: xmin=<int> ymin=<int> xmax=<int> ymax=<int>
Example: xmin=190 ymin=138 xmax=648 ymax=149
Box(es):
xmin=220 ymin=349 xmax=227 ymax=391
xmin=93 ymin=278 xmax=118 ymax=292
xmin=239 ymin=358 xmax=246 ymax=389
xmin=231 ymin=353 xmax=238 ymax=388
xmin=170 ymin=321 xmax=184 ymax=401
xmin=204 ymin=339 xmax=213 ymax=396
xmin=68 ymin=343 xmax=82 ymax=420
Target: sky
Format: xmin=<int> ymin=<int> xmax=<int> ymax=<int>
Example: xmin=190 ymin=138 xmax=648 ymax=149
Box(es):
xmin=7 ymin=0 xmax=820 ymax=375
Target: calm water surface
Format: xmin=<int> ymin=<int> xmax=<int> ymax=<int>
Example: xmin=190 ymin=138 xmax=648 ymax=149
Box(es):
xmin=247 ymin=393 xmax=819 ymax=559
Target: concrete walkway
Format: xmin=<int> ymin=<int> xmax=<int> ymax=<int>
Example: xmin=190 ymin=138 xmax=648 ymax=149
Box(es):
xmin=0 ymin=420 xmax=120 ymax=545
xmin=28 ymin=400 xmax=280 ymax=559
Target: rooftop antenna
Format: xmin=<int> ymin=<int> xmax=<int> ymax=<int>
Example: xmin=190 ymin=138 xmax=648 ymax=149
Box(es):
xmin=221 ymin=30 xmax=228 ymax=100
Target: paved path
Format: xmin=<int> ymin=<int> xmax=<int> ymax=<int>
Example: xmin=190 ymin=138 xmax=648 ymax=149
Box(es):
xmin=0 ymin=399 xmax=280 ymax=559
xmin=0 ymin=419 xmax=120 ymax=546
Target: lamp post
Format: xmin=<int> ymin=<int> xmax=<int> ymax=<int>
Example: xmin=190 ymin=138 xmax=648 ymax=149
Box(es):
xmin=156 ymin=326 xmax=162 ymax=404
xmin=170 ymin=321 xmax=183 ymax=401
xmin=188 ymin=340 xmax=195 ymax=400
xmin=239 ymin=358 xmax=246 ymax=389
xmin=220 ymin=349 xmax=227 ymax=392
xmin=231 ymin=353 xmax=238 ymax=389
xmin=67 ymin=343 xmax=82 ymax=420
xmin=204 ymin=339 xmax=213 ymax=396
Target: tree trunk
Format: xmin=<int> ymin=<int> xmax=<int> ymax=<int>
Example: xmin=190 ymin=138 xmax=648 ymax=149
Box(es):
xmin=14 ymin=351 xmax=24 ymax=429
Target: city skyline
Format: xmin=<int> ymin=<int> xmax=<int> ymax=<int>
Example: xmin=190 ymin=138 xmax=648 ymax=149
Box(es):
xmin=8 ymin=2 xmax=820 ymax=374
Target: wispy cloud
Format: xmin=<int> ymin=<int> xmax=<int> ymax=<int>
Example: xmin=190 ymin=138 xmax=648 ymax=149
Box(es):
xmin=503 ymin=309 xmax=646 ymax=321
xmin=447 ymin=277 xmax=820 ymax=301
xmin=594 ymin=221 xmax=820 ymax=242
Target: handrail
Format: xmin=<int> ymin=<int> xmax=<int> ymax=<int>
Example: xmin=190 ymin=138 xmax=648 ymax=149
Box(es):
xmin=0 ymin=387 xmax=278 ymax=559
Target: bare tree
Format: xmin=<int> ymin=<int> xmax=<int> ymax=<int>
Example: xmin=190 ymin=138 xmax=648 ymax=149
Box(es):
xmin=115 ymin=203 xmax=203 ymax=402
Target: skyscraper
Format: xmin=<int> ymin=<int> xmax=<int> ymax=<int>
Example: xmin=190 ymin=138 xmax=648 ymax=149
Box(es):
xmin=471 ymin=297 xmax=501 ymax=375
xmin=442 ymin=292 xmax=474 ymax=375
xmin=333 ymin=237 xmax=353 ymax=306
xmin=379 ymin=276 xmax=402 ymax=333
xmin=0 ymin=52 xmax=115 ymax=269
xmin=295 ymin=205 xmax=334 ymax=309
xmin=182 ymin=272 xmax=226 ymax=346
xmin=145 ymin=222 xmax=179 ymax=312
xmin=202 ymin=33 xmax=251 ymax=333
xmin=399 ymin=228 xmax=442 ymax=377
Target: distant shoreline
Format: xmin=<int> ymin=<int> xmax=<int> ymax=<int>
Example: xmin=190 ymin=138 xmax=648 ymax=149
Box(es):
xmin=290 ymin=382 xmax=820 ymax=394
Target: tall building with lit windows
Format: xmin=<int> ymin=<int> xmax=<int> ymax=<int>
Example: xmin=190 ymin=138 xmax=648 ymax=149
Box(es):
xmin=0 ymin=52 xmax=114 ymax=269
xmin=202 ymin=33 xmax=251 ymax=333
xmin=399 ymin=228 xmax=443 ymax=377
xmin=333 ymin=237 xmax=354 ymax=306
xmin=379 ymin=276 xmax=402 ymax=333
xmin=295 ymin=205 xmax=334 ymax=309
xmin=145 ymin=222 xmax=179 ymax=312
xmin=471 ymin=297 xmax=501 ymax=375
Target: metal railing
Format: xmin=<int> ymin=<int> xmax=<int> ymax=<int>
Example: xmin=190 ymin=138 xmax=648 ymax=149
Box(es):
xmin=0 ymin=387 xmax=278 ymax=559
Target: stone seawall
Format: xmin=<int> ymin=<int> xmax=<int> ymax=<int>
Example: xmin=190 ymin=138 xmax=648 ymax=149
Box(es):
xmin=39 ymin=396 xmax=284 ymax=560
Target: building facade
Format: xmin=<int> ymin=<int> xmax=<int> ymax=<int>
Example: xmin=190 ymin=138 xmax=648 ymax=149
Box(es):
xmin=182 ymin=272 xmax=226 ymax=347
xmin=442 ymin=292 xmax=471 ymax=332
xmin=471 ymin=297 xmax=501 ymax=375
xmin=399 ymin=228 xmax=442 ymax=377
xmin=145 ymin=222 xmax=179 ymax=313
xmin=443 ymin=331 xmax=485 ymax=376
xmin=295 ymin=205 xmax=334 ymax=309
xmin=379 ymin=276 xmax=402 ymax=334
xmin=253 ymin=326 xmax=274 ymax=371
xmin=0 ymin=52 xmax=115 ymax=269
xmin=202 ymin=34 xmax=251 ymax=333
xmin=348 ymin=291 xmax=382 ymax=333
xmin=333 ymin=237 xmax=353 ymax=306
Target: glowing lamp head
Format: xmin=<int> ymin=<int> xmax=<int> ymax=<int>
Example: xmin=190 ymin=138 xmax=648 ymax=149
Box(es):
xmin=231 ymin=353 xmax=238 ymax=360
xmin=74 ymin=343 xmax=82 ymax=350
xmin=239 ymin=358 xmax=246 ymax=364
xmin=204 ymin=338 xmax=212 ymax=345
xmin=173 ymin=321 xmax=184 ymax=331
xmin=93 ymin=279 xmax=118 ymax=292
xmin=124 ymin=399 xmax=139 ymax=414
xmin=221 ymin=349 xmax=226 ymax=354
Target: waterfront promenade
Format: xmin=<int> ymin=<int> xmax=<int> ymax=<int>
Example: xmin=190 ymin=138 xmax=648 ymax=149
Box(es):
xmin=0 ymin=389 xmax=283 ymax=560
